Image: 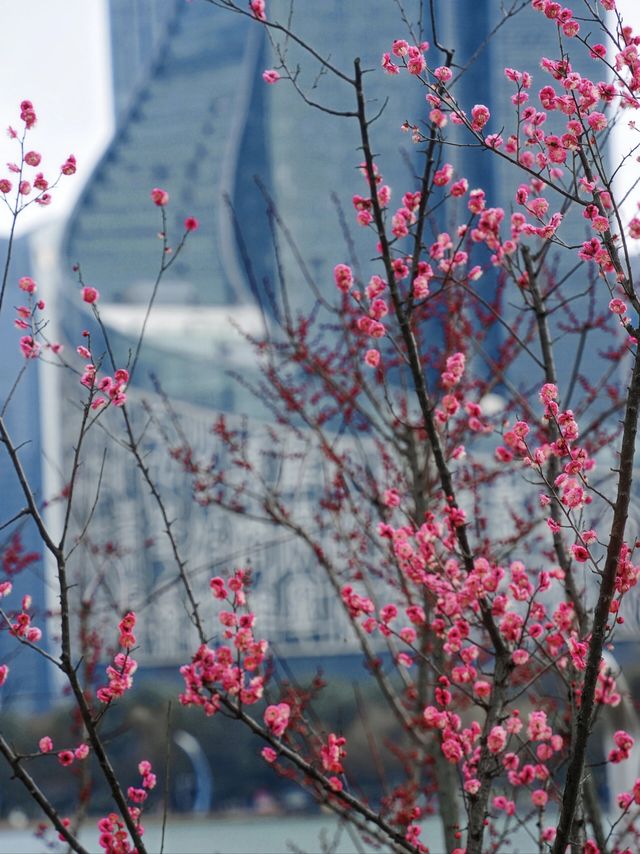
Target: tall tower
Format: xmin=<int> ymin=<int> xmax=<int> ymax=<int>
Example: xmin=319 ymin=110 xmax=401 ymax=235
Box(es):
xmin=52 ymin=1 xmax=633 ymax=673
xmin=0 ymin=236 xmax=56 ymax=711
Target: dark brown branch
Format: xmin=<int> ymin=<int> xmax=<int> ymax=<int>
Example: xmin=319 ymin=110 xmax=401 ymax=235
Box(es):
xmin=553 ymin=346 xmax=640 ymax=854
xmin=0 ymin=735 xmax=90 ymax=854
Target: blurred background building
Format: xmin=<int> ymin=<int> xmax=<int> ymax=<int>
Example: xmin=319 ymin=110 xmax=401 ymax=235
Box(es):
xmin=1 ymin=0 xmax=639 ymax=714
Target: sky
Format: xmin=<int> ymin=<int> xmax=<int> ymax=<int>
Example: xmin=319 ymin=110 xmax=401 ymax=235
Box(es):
xmin=0 ymin=0 xmax=638 ymax=237
xmin=0 ymin=0 xmax=112 ymax=236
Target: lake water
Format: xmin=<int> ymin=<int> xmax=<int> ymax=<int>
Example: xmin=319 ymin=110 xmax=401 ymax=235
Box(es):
xmin=3 ymin=814 xmax=435 ymax=854
xmin=0 ymin=812 xmax=551 ymax=854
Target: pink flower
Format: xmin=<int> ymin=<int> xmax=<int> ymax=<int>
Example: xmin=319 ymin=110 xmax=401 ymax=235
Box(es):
xmin=392 ymin=40 xmax=409 ymax=57
xmin=141 ymin=773 xmax=157 ymax=792
xmin=264 ymin=703 xmax=290 ymax=737
xmin=58 ymin=750 xmax=74 ymax=767
xmin=20 ymin=100 xmax=37 ymax=129
xmin=473 ymin=680 xmax=491 ymax=699
xmin=39 ymin=736 xmax=54 ymax=753
xmin=487 ymin=725 xmax=507 ymax=754
xmin=261 ymin=747 xmax=277 ymax=763
xmin=75 ymin=743 xmax=89 ymax=760
xmin=150 ymin=187 xmax=169 ymax=207
xmin=531 ymin=788 xmax=548 ymax=807
xmin=0 ymin=664 xmax=11 ymax=686
xmin=381 ymin=53 xmax=399 ymax=75
xmin=464 ymin=778 xmax=481 ymax=794
xmin=471 ymin=104 xmax=490 ymax=130
xmin=434 ymin=66 xmax=453 ymax=83
xmin=262 ymin=69 xmax=280 ymax=84
xmin=127 ymin=786 xmax=147 ymax=804
xmin=571 ymin=544 xmax=589 ymax=563
xmin=250 ymin=0 xmax=266 ymax=21
xmin=19 ymin=276 xmax=37 ymax=293
xmin=24 ymin=151 xmax=41 ymax=167
xmin=82 ymin=286 xmax=100 ymax=304
xmin=320 ymin=733 xmax=347 ymax=773
xmin=383 ymin=488 xmax=400 ymax=507
xmin=184 ymin=216 xmax=199 ymax=231
xmin=407 ymin=52 xmax=426 ymax=76
xmin=614 ymin=730 xmax=634 ymax=751
xmin=61 ymin=155 xmax=76 ymax=176
xmin=539 ymin=382 xmax=558 ymax=404
xmin=364 ymin=349 xmax=380 ymax=368
xmin=587 ymin=112 xmax=607 ymax=132
xmin=0 ymin=179 xmax=12 ymax=194
xmin=333 ymin=263 xmax=353 ymax=293
xmin=19 ymin=336 xmax=40 ymax=359
xmin=434 ymin=163 xmax=453 ymax=186
xmin=609 ymin=298 xmax=627 ymax=315
xmin=210 ymin=577 xmax=227 ymax=599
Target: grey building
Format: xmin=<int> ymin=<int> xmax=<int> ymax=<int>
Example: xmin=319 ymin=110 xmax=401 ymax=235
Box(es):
xmin=2 ymin=1 xmax=632 ymax=704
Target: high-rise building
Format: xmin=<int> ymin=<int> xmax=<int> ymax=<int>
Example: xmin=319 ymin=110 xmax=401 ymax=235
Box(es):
xmin=54 ymin=0 xmax=431 ymax=669
xmin=0 ymin=236 xmax=58 ymax=710
xmin=2 ymin=3 xmax=637 ymax=710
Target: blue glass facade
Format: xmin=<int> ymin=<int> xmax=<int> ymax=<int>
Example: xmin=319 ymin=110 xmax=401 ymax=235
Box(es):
xmin=0 ymin=237 xmax=54 ymax=710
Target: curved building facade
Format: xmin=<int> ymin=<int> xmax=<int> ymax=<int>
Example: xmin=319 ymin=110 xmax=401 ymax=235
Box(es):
xmin=48 ymin=0 xmax=636 ymax=674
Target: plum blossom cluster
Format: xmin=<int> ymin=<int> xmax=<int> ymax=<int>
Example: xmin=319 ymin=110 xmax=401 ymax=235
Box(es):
xmin=380 ymin=2 xmax=640 ymax=286
xmin=422 ymin=702 xmax=566 ymax=812
xmin=497 ymin=383 xmax=599 ymax=527
xmin=1 ymin=101 xmax=76 ymax=210
xmin=95 ymin=612 xmax=138 ymax=704
xmin=609 ymin=729 xmax=635 ymax=765
xmin=9 ymin=594 xmax=43 ymax=644
xmin=435 ymin=352 xmax=489 ymax=436
xmin=497 ymin=384 xmax=640 ymax=611
xmin=350 ymin=160 xmax=390 ymax=228
xmin=127 ymin=760 xmax=157 ymax=805
xmin=13 ymin=275 xmax=64 ymax=360
xmin=263 ymin=702 xmax=290 ymax=737
xmin=78 ymin=345 xmax=129 ymax=410
xmin=336 ymin=447 xmax=631 ymax=807
xmin=335 ymin=173 xmax=564 ymax=377
xmin=262 ymin=724 xmax=347 ymax=794
xmin=38 ymin=735 xmax=89 ymax=768
xmin=180 ymin=569 xmax=268 ymax=715
xmin=97 ymin=813 xmax=135 ymax=854
xmin=97 ymin=762 xmax=155 ymax=854
xmin=319 ymin=732 xmax=347 ymax=792
xmin=13 ymin=271 xmax=110 ymax=364
xmin=381 ymin=39 xmax=430 ymax=78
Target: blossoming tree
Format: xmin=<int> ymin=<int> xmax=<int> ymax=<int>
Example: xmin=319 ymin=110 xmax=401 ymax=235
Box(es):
xmin=2 ymin=1 xmax=640 ymax=853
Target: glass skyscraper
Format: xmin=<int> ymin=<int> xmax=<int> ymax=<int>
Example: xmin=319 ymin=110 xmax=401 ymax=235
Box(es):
xmin=2 ymin=2 xmax=632 ymax=708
